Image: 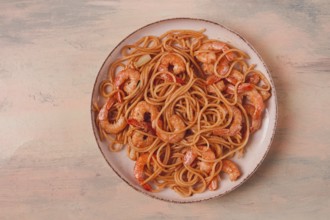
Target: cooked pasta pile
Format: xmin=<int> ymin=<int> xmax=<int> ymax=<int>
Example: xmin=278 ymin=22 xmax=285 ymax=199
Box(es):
xmin=93 ymin=29 xmax=271 ymax=197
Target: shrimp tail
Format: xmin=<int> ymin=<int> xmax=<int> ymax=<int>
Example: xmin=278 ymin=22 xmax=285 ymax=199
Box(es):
xmin=142 ymin=183 xmax=152 ymax=191
xmin=134 ymin=164 xmax=152 ymax=191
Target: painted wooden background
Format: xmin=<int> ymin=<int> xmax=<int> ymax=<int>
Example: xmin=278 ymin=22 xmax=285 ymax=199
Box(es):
xmin=0 ymin=0 xmax=329 ymax=219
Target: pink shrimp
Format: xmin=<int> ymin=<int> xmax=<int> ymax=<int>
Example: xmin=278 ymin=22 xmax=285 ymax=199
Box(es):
xmin=207 ymin=81 xmax=226 ymax=94
xmin=201 ymin=57 xmax=229 ymax=75
xmin=127 ymin=101 xmax=160 ymax=140
xmin=260 ymin=89 xmax=271 ymax=101
xmin=158 ymin=53 xmax=185 ymax=74
xmin=206 ymin=75 xmax=222 ymax=85
xmin=156 ymin=115 xmax=186 ymax=144
xmin=199 ymin=147 xmax=218 ymax=191
xmin=196 ymin=42 xmax=225 ymax=63
xmin=196 ymin=41 xmax=236 ymax=63
xmin=213 ymin=106 xmax=243 ymax=136
xmin=243 ymin=103 xmax=255 ymax=117
xmin=129 ymin=101 xmax=159 ymax=129
xmin=208 ymin=177 xmax=219 ymax=191
xmin=225 ymin=69 xmax=244 ymax=85
xmin=246 ymin=72 xmax=260 ymax=85
xmin=134 ymin=154 xmax=152 ymax=191
xmin=184 ymin=147 xmax=218 ymax=191
xmin=127 ymin=118 xmax=156 ymax=135
xmin=241 ymin=86 xmax=265 ymax=133
xmin=222 ymin=159 xmax=240 ymax=181
xmin=226 ymin=83 xmax=265 ymax=133
xmin=127 ymin=102 xmax=159 ymax=148
xmin=226 ymin=83 xmax=254 ymax=94
xmin=127 ymin=119 xmax=156 ymax=150
xmin=131 ymin=130 xmax=155 ymax=148
xmin=205 ymin=73 xmax=227 ymax=94
xmin=198 ymin=147 xmax=216 ymax=173
xmin=98 ymin=97 xmax=127 ymax=134
xmin=114 ymin=68 xmax=140 ymax=94
xmin=183 ymin=149 xmax=198 ymax=166
xmin=222 ymin=44 xmax=237 ymax=61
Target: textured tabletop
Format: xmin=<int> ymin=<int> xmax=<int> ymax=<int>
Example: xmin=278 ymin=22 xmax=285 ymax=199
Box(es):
xmin=1 ymin=0 xmax=329 ymax=219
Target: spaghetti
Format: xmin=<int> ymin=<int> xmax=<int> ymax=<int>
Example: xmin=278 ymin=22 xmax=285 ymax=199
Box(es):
xmin=93 ymin=29 xmax=271 ymax=197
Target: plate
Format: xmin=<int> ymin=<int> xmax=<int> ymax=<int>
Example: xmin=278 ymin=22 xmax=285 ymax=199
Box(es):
xmin=90 ymin=18 xmax=278 ymax=203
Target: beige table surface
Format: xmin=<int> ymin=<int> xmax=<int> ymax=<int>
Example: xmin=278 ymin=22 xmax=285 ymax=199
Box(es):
xmin=1 ymin=0 xmax=329 ymax=219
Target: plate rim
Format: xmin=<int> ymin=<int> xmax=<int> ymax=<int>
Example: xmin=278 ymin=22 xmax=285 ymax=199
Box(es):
xmin=90 ymin=17 xmax=278 ymax=203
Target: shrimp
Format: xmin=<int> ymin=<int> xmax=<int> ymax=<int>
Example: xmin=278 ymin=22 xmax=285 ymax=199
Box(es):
xmin=206 ymin=75 xmax=221 ymax=85
xmin=184 ymin=147 xmax=218 ymax=190
xmin=240 ymin=85 xmax=265 ymax=133
xmin=226 ymin=83 xmax=265 ymax=133
xmin=134 ymin=154 xmax=152 ymax=191
xmin=246 ymin=72 xmax=260 ymax=85
xmin=226 ymin=69 xmax=244 ymax=85
xmin=156 ymin=115 xmax=185 ymax=144
xmin=183 ymin=149 xmax=197 ymax=166
xmin=197 ymin=52 xmax=217 ymax=64
xmin=196 ymin=41 xmax=226 ymax=63
xmin=114 ymin=68 xmax=140 ymax=94
xmin=213 ymin=106 xmax=243 ymax=136
xmin=243 ymin=103 xmax=255 ymax=117
xmin=127 ymin=118 xmax=155 ymax=135
xmin=209 ymin=178 xmax=218 ymax=191
xmin=158 ymin=53 xmax=185 ymax=74
xmin=206 ymin=75 xmax=222 ymax=85
xmin=260 ymin=89 xmax=271 ymax=101
xmin=226 ymin=83 xmax=254 ymax=94
xmin=207 ymin=80 xmax=226 ymax=94
xmin=205 ymin=73 xmax=226 ymax=94
xmin=198 ymin=147 xmax=216 ymax=173
xmin=128 ymin=102 xmax=158 ymax=148
xmin=131 ymin=130 xmax=155 ymax=148
xmin=222 ymin=159 xmax=240 ymax=181
xmin=129 ymin=101 xmax=160 ymax=130
xmin=98 ymin=97 xmax=127 ymax=134
xmin=201 ymin=57 xmax=229 ymax=75
xmin=196 ymin=41 xmax=236 ymax=63
xmin=198 ymin=147 xmax=218 ymax=191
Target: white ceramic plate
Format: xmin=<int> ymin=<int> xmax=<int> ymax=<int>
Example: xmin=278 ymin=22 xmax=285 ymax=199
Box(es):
xmin=91 ymin=18 xmax=278 ymax=203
